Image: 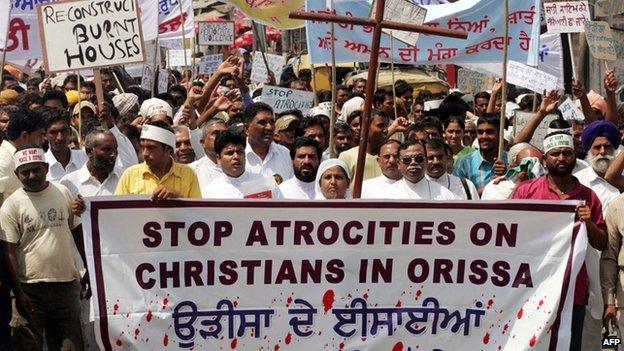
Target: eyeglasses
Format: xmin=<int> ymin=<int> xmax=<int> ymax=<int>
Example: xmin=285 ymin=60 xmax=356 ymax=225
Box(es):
xmin=400 ymin=155 xmax=426 ymax=165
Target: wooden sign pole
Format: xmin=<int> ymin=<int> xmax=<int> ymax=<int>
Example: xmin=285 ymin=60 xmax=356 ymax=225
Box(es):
xmin=93 ymin=68 xmax=106 ymax=113
xmin=289 ymin=5 xmax=468 ymax=198
xmin=497 ymin=0 xmax=509 ymax=160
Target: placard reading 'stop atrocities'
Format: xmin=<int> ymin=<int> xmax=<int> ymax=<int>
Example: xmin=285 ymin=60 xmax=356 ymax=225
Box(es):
xmin=37 ymin=0 xmax=145 ymax=73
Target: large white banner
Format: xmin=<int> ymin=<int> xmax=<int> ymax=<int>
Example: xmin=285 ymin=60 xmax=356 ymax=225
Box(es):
xmin=83 ymin=198 xmax=586 ymax=351
xmin=306 ymin=0 xmax=541 ymax=66
xmin=0 ymin=0 xmax=11 ymax=50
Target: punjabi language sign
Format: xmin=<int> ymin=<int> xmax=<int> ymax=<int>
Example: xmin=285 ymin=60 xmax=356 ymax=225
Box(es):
xmin=585 ymin=21 xmax=617 ymax=61
xmin=306 ymin=0 xmax=541 ymax=66
xmin=507 ymin=60 xmax=558 ymax=94
xmin=544 ymin=1 xmax=590 ymax=34
xmin=83 ymin=198 xmax=585 ymax=351
xmin=36 ymin=0 xmax=145 ymax=72
xmin=261 ymin=86 xmax=315 ymax=115
xmin=197 ymin=21 xmax=234 ymax=46
xmin=250 ymin=52 xmax=286 ymax=84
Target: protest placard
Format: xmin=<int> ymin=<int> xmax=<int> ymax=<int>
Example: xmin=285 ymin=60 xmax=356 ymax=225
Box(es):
xmin=168 ymin=49 xmax=193 ymax=67
xmin=558 ymin=97 xmax=584 ymax=121
xmin=198 ymin=54 xmax=223 ymax=76
xmin=83 ymin=198 xmax=585 ymax=351
xmin=261 ymin=86 xmax=315 ymax=115
xmin=197 ymin=21 xmax=234 ymax=46
xmin=544 ymin=1 xmax=590 ymax=34
xmin=158 ymin=68 xmax=168 ymax=94
xmin=0 ymin=1 xmax=10 ymax=50
xmin=140 ymin=65 xmax=154 ymax=91
xmin=318 ymin=101 xmax=334 ymax=117
xmin=585 ymin=21 xmax=617 ymax=61
xmin=36 ymin=0 xmax=145 ymax=73
xmin=507 ymin=60 xmax=558 ymax=94
xmin=457 ymin=68 xmax=495 ymax=94
xmin=514 ymin=111 xmax=559 ymax=148
xmin=370 ymin=0 xmax=427 ymax=45
xmin=250 ymin=52 xmax=286 ymax=84
xmin=538 ymin=33 xmax=565 ymax=89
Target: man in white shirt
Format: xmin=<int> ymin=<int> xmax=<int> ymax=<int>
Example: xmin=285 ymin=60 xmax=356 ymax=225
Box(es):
xmin=573 ymin=120 xmax=621 ymax=351
xmin=61 ymin=128 xmax=121 ymax=199
xmin=294 ymin=116 xmax=329 ymax=160
xmin=97 ymin=99 xmax=138 ymax=172
xmin=361 ymin=139 xmax=401 ymax=199
xmin=425 ymin=139 xmax=479 ymax=200
xmin=192 ymin=119 xmax=226 ymax=189
xmin=203 ymin=130 xmax=282 ymax=199
xmin=43 ymin=109 xmax=88 ymax=181
xmin=386 ymin=139 xmax=456 ymax=200
xmin=59 ymin=127 xmax=119 ymax=350
xmin=279 ymin=137 xmax=321 ymax=199
xmin=244 ymin=102 xmax=293 ymax=183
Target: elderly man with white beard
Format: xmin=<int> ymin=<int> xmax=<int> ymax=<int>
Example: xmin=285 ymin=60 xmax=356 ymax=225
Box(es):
xmin=572 ymin=120 xmax=621 ymax=351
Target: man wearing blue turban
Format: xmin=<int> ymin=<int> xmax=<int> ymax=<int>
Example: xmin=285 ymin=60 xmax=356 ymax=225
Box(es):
xmin=573 ymin=119 xmax=621 ymax=350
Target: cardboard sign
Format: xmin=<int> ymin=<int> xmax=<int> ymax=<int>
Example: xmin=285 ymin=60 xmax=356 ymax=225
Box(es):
xmin=168 ymin=49 xmax=193 ymax=67
xmin=140 ymin=65 xmax=154 ymax=91
xmin=36 ymin=0 xmax=145 ymax=73
xmin=371 ymin=0 xmax=427 ymax=45
xmin=424 ymin=99 xmax=443 ymax=111
xmin=585 ymin=21 xmax=617 ymax=61
xmin=544 ymin=1 xmax=590 ymax=34
xmin=198 ymin=54 xmax=223 ymax=76
xmin=197 ymin=21 xmax=234 ymax=46
xmin=457 ymin=68 xmax=495 ymax=94
xmin=261 ymin=85 xmax=315 ymax=114
xmin=558 ymin=97 xmax=584 ymax=121
xmin=158 ymin=68 xmax=168 ymax=94
xmin=513 ymin=111 xmax=559 ymax=148
xmin=506 ymin=60 xmax=558 ymax=94
xmin=250 ymin=52 xmax=286 ymax=84
xmin=83 ymin=198 xmax=585 ymax=350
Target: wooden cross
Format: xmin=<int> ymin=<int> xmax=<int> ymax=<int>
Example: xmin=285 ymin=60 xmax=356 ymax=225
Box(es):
xmin=290 ymin=0 xmax=469 ymax=198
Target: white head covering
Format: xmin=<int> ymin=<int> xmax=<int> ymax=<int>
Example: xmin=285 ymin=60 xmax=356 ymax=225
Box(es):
xmin=14 ymin=148 xmax=46 ymax=169
xmin=314 ymin=159 xmax=352 ymax=199
xmin=141 ymin=124 xmax=176 ymax=149
xmin=140 ymin=98 xmax=173 ymax=118
xmin=339 ymin=97 xmax=364 ymax=122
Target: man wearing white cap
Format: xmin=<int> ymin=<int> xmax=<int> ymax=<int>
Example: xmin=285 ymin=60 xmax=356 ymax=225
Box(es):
xmin=1 ymin=145 xmax=86 ymax=350
xmin=512 ymin=132 xmax=607 ymax=350
xmin=115 ymin=120 xmax=201 ymax=200
xmin=139 ymin=98 xmax=174 ymax=124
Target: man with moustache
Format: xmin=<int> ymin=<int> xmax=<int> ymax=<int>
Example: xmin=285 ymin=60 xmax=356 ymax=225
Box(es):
xmin=279 ymin=137 xmax=321 ymax=199
xmin=1 ymin=146 xmax=86 ymax=350
xmin=244 ymin=102 xmax=293 ymax=183
xmin=59 ymin=127 xmax=119 ymax=350
xmin=115 ymin=121 xmax=200 ymax=200
xmin=192 ymin=119 xmax=227 ymax=189
xmin=202 ymin=131 xmax=282 ymax=199
xmin=424 ymin=139 xmax=479 ymax=200
xmin=570 ymin=120 xmax=621 ymax=350
xmin=512 ymin=132 xmax=607 ymax=350
xmin=361 ymin=139 xmax=401 ymax=199
xmin=385 ymin=139 xmax=456 ymax=200
xmin=173 ymin=125 xmax=196 ymax=165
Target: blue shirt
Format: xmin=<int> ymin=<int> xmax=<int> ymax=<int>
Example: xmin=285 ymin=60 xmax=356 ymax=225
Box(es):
xmin=453 ymin=150 xmax=507 ymax=192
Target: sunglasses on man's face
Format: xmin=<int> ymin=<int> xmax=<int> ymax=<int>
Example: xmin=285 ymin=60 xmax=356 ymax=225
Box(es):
xmin=400 ymin=155 xmax=426 ymax=165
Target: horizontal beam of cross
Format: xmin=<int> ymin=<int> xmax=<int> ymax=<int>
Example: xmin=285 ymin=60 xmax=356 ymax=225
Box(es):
xmin=289 ymin=11 xmax=468 ymax=40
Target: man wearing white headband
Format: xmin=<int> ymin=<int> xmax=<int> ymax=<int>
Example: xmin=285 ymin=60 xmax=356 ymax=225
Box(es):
xmin=512 ymin=132 xmax=607 ymax=349
xmin=115 ymin=121 xmax=200 ymax=200
xmin=1 ymin=145 xmax=86 ymax=350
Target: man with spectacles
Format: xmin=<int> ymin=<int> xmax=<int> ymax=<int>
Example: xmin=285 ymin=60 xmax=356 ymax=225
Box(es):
xmin=361 ymin=139 xmax=401 ymax=199
xmin=386 ymin=139 xmax=456 ymax=200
